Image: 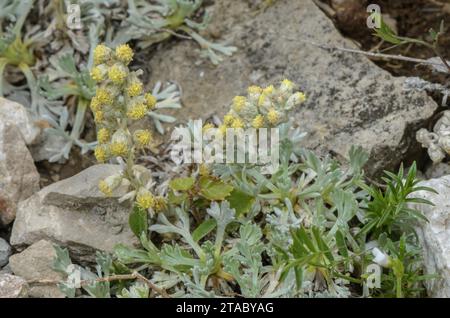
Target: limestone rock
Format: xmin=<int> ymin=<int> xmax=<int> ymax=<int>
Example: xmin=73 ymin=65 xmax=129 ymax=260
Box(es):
xmin=9 ymin=240 xmax=65 ymax=298
xmin=0 ymin=122 xmax=40 ymax=225
xmin=0 ymin=97 xmax=40 ymax=145
xmin=147 ymin=0 xmax=437 ymax=176
xmin=424 ymin=163 xmax=450 ymax=179
xmin=408 ymin=175 xmax=450 ymax=297
xmin=0 ymin=274 xmax=28 ymax=298
xmin=10 ymin=164 xmax=138 ymax=263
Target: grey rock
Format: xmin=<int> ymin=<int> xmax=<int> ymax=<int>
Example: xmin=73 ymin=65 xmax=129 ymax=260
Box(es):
xmin=424 ymin=163 xmax=450 ymax=179
xmin=408 ymin=176 xmax=450 ymax=297
xmin=147 ymin=0 xmax=437 ymax=176
xmin=0 ymin=237 xmax=11 ymax=267
xmin=29 ymin=130 xmax=67 ymax=162
xmin=9 ymin=240 xmax=65 ymax=298
xmin=0 ymin=122 xmax=40 ymax=225
xmin=0 ymin=97 xmax=40 ymax=145
xmin=10 ymin=164 xmax=138 ymax=263
xmin=0 ymin=274 xmax=28 ymax=298
xmin=0 ymin=263 xmax=12 ymax=275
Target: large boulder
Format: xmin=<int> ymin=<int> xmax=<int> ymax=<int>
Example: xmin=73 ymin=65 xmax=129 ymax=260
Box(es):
xmin=0 ymin=122 xmax=40 ymax=226
xmin=147 ymin=0 xmax=437 ymax=176
xmin=0 ymin=273 xmax=28 ymax=298
xmin=9 ymin=240 xmax=65 ymax=298
xmin=10 ymin=164 xmax=138 ymax=263
xmin=408 ymin=175 xmax=450 ymax=297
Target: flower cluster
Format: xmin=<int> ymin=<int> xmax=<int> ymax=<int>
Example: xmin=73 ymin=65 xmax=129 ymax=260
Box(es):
xmin=91 ymin=44 xmax=164 ymax=213
xmin=215 ymin=79 xmax=306 ymax=133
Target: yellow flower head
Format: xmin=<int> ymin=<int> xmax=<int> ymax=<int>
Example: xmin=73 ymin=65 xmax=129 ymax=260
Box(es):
xmin=96 ymin=88 xmax=112 ymax=105
xmin=95 ymin=145 xmax=109 ymax=163
xmin=136 ymin=188 xmax=155 ymax=209
xmin=94 ymin=110 xmax=105 ymax=123
xmin=144 ymin=93 xmax=157 ymax=110
xmin=231 ymin=117 xmax=244 ymax=129
xmin=252 ymin=114 xmax=265 ymax=129
xmin=90 ymin=66 xmax=104 ymax=82
xmin=99 ymin=180 xmax=113 ymax=196
xmin=90 ymin=96 xmax=101 ymax=111
xmin=108 ymin=64 xmax=127 ymax=85
xmin=115 ymin=44 xmax=134 ymax=65
xmin=110 ymin=141 xmax=128 ymax=157
xmin=223 ymin=113 xmax=235 ymax=126
xmin=127 ymin=81 xmax=143 ymax=97
xmin=133 ymin=129 xmax=152 ymax=147
xmin=248 ymin=85 xmax=262 ymax=95
xmin=281 ymin=79 xmax=294 ymax=90
xmin=267 ymin=108 xmax=280 ymax=125
xmin=294 ymin=91 xmax=306 ymax=103
xmin=93 ymin=44 xmax=111 ymax=65
xmin=127 ymin=102 xmax=147 ymax=120
xmin=97 ymin=128 xmax=110 ymax=144
xmin=232 ymin=96 xmax=246 ymax=113
xmin=263 ymin=85 xmax=275 ymax=96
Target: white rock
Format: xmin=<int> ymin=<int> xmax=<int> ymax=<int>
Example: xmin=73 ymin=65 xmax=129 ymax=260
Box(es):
xmin=9 ymin=240 xmax=65 ymax=298
xmin=424 ymin=162 xmax=450 ymax=179
xmin=408 ymin=176 xmax=450 ymax=297
xmin=0 ymin=274 xmax=28 ymax=298
xmin=0 ymin=122 xmax=40 ymax=225
xmin=0 ymin=97 xmax=40 ymax=145
xmin=10 ymin=164 xmax=138 ymax=264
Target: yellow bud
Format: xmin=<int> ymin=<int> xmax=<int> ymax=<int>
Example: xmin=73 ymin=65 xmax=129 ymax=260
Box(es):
xmin=252 ymin=114 xmax=265 ymax=128
xmin=232 ymin=96 xmax=246 ymax=112
xmin=108 ymin=64 xmax=127 ymax=85
xmin=136 ymin=188 xmax=155 ymax=209
xmin=266 ymin=108 xmax=279 ymax=125
xmin=127 ymin=103 xmax=147 ymax=120
xmin=94 ymin=110 xmax=105 ymax=123
xmin=110 ymin=141 xmax=128 ymax=157
xmin=145 ymin=93 xmax=157 ymax=110
xmin=127 ymin=81 xmax=143 ymax=97
xmin=90 ymin=96 xmax=101 ymax=111
xmin=96 ymin=88 xmax=112 ymax=105
xmin=133 ymin=129 xmax=152 ymax=147
xmin=97 ymin=128 xmax=110 ymax=144
xmin=93 ymin=44 xmax=111 ymax=65
xmin=263 ymin=85 xmax=274 ymax=96
xmin=223 ymin=114 xmax=234 ymax=126
xmin=95 ymin=145 xmax=109 ymax=163
xmin=115 ymin=44 xmax=134 ymax=65
xmin=231 ymin=118 xmax=244 ymax=129
xmin=99 ymin=180 xmax=113 ymax=196
xmin=248 ymin=85 xmax=262 ymax=95
xmin=90 ymin=66 xmax=104 ymax=82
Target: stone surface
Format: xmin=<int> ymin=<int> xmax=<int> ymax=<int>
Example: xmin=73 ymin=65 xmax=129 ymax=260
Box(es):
xmin=10 ymin=164 xmax=138 ymax=263
xmin=9 ymin=240 xmax=65 ymax=298
xmin=147 ymin=0 xmax=437 ymax=176
xmin=0 ymin=273 xmax=28 ymax=298
xmin=0 ymin=122 xmax=40 ymax=225
xmin=0 ymin=97 xmax=40 ymax=145
xmin=424 ymin=162 xmax=450 ymax=179
xmin=408 ymin=175 xmax=450 ymax=297
xmin=0 ymin=237 xmax=11 ymax=267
